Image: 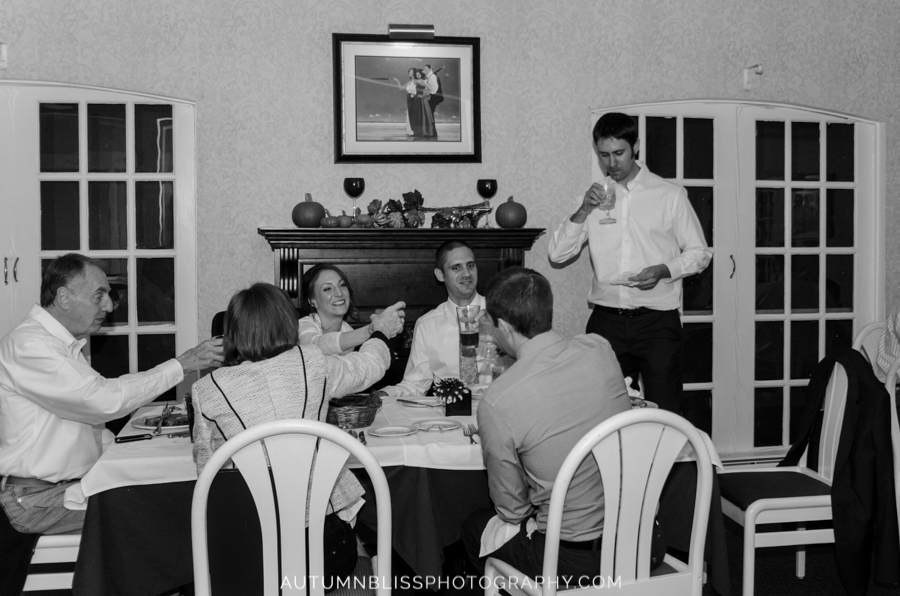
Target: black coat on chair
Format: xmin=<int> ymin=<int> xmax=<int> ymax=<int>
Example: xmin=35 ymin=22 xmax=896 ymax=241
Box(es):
xmin=783 ymin=349 xmax=900 ymax=594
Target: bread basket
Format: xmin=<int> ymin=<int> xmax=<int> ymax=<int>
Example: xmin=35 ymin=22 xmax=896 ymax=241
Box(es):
xmin=327 ymin=392 xmax=381 ymax=429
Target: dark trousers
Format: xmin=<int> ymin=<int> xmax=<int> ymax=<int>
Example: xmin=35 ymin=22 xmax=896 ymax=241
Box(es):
xmin=461 ymin=509 xmax=602 ymax=586
xmin=587 ymin=308 xmax=683 ymax=414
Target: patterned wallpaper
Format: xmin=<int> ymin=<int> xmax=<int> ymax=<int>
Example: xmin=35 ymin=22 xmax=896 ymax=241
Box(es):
xmin=1 ymin=0 xmax=898 ymax=338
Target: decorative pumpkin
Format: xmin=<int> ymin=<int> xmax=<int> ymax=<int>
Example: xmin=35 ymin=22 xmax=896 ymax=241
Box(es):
xmin=495 ymin=196 xmax=527 ymax=229
xmin=320 ymin=210 xmax=340 ymax=228
xmin=292 ymin=193 xmax=326 ymax=228
xmin=354 ymin=213 xmax=373 ymax=228
xmin=338 ymin=211 xmax=354 ymax=228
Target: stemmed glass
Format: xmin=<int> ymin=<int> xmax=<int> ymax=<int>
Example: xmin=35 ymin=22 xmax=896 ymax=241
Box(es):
xmin=476 ymin=179 xmax=497 ymax=228
xmin=597 ymin=181 xmax=616 ymax=225
xmin=343 ymin=178 xmax=365 ymax=217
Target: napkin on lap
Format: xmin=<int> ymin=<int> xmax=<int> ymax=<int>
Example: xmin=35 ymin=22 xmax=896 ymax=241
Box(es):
xmin=479 ymin=515 xmax=537 ymax=557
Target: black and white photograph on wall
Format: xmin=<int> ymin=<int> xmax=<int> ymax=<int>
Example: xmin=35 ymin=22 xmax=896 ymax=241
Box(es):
xmin=333 ymin=34 xmax=481 ymax=163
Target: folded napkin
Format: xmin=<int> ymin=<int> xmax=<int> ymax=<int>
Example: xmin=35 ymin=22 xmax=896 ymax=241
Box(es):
xmin=479 ymin=515 xmax=538 ymax=557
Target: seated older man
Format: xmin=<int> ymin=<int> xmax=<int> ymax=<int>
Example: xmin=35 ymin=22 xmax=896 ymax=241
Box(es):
xmin=0 ymin=253 xmax=222 ymax=535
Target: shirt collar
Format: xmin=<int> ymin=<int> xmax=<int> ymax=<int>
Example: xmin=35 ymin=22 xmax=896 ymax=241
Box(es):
xmin=517 ymin=329 xmax=564 ymax=360
xmin=623 ymin=160 xmax=648 ymax=193
xmin=29 ymin=304 xmax=86 ymax=353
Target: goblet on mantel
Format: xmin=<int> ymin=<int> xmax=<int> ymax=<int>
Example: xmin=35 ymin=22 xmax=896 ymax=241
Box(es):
xmin=343 ymin=177 xmax=365 ymax=217
xmin=476 ymin=179 xmax=498 ymax=228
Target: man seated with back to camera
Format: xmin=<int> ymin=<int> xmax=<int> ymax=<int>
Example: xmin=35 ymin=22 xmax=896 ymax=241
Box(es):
xmin=461 ymin=267 xmax=630 ymax=585
xmin=0 ymin=253 xmax=223 ymax=535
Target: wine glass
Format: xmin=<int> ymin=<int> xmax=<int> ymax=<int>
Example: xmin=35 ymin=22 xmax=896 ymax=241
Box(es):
xmin=597 ymin=182 xmax=616 ymax=225
xmin=476 ymin=179 xmax=497 ymax=201
xmin=343 ymin=178 xmax=365 ymax=217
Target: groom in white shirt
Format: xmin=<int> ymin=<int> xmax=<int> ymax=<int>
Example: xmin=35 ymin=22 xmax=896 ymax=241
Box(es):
xmin=547 ymin=112 xmax=712 ymax=413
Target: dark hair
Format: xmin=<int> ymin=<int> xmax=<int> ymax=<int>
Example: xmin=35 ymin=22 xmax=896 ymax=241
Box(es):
xmin=301 ymin=264 xmax=358 ymax=321
xmin=435 ymin=240 xmax=473 ymax=271
xmin=592 ymin=112 xmax=638 ymax=150
xmin=223 ymin=283 xmax=299 ymax=366
xmin=485 ymin=267 xmax=552 ymax=339
xmin=40 ymin=253 xmax=103 ymax=308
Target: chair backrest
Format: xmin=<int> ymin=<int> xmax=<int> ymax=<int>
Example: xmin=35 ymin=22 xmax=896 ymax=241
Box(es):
xmin=814 ymin=362 xmax=849 ymax=481
xmin=853 ymin=322 xmax=884 ymax=366
xmin=883 ymin=356 xmax=900 ymax=537
xmin=191 ymin=419 xmax=391 ymax=596
xmin=540 ymin=409 xmax=713 ymax=596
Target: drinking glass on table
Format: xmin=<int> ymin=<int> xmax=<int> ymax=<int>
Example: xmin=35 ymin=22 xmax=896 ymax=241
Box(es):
xmin=597 ymin=181 xmax=616 ymax=224
xmin=456 ymin=305 xmax=480 ymax=385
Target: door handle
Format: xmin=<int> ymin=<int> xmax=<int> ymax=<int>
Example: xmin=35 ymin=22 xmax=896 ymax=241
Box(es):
xmin=730 ymin=255 xmax=736 ymax=279
xmin=12 ymin=257 xmax=18 ymax=283
xmin=3 ymin=257 xmax=6 ymax=285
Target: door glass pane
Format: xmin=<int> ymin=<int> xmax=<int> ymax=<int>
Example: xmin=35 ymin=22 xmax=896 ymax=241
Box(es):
xmin=791 ymin=189 xmax=820 ymax=248
xmin=754 ymin=387 xmax=783 ymax=447
xmin=683 ymin=118 xmax=713 ymax=179
xmin=135 ymin=181 xmax=174 ymax=249
xmin=40 ymin=181 xmax=80 ymax=250
xmin=137 ymin=258 xmax=175 ymax=325
xmin=791 ymin=121 xmax=820 ymax=181
xmin=87 ymin=104 xmax=126 ymax=173
xmin=40 ymin=103 xmax=79 ymax=173
xmin=756 ymin=188 xmax=785 ymax=247
xmin=790 ymin=386 xmax=808 ymax=444
xmin=825 ymin=319 xmax=853 ymax=357
xmin=791 ymin=255 xmax=819 ymax=313
xmin=685 ymin=187 xmax=713 ymax=246
xmin=826 ymin=123 xmax=854 ymax=182
xmin=826 ymin=255 xmax=853 ymax=312
xmin=684 ymin=186 xmax=713 ymax=315
xmin=138 ymin=334 xmax=176 ymax=401
xmin=790 ymin=320 xmax=818 ymax=379
xmin=95 ymin=258 xmax=128 ymax=327
xmin=826 ymin=189 xmax=854 ymax=247
xmin=756 ymin=255 xmax=784 ymax=313
xmin=682 ymin=390 xmax=712 ymax=435
xmin=683 ymin=323 xmax=712 ymax=383
xmin=645 ymin=116 xmax=676 ymax=179
xmin=89 ymin=335 xmax=129 ymax=379
xmin=756 ymin=321 xmax=784 ymax=380
xmin=88 ymin=181 xmax=127 ymax=250
xmin=135 ymin=104 xmax=173 ymax=173
xmin=756 ymin=121 xmax=785 ymax=180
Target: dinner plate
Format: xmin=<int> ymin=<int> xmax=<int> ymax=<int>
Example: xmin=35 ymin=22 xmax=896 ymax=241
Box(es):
xmin=131 ymin=410 xmax=190 ymax=432
xmin=415 ymin=419 xmax=462 ymax=433
xmin=630 ymin=398 xmax=659 ymax=409
xmin=368 ymin=425 xmax=418 ymax=437
xmin=399 ymin=398 xmax=443 ymax=409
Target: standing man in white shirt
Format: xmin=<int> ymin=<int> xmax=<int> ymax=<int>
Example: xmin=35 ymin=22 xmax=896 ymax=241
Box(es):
xmin=375 ymin=240 xmax=483 ymax=397
xmin=423 ymin=64 xmax=442 ymax=139
xmin=548 ymin=113 xmax=712 ymax=413
xmin=0 ymin=253 xmax=223 ymax=534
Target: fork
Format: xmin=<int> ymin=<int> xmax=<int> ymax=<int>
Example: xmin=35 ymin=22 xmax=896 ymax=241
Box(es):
xmin=463 ymin=424 xmax=477 ymax=445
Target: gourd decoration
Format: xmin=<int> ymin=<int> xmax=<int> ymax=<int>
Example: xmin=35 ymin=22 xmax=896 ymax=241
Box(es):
xmin=337 ymin=211 xmax=354 ymax=228
xmin=320 ymin=210 xmax=340 ymax=228
xmin=495 ymin=196 xmax=527 ymax=229
xmin=292 ymin=193 xmax=326 ymax=228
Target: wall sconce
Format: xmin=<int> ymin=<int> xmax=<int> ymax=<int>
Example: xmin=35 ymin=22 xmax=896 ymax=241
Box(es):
xmin=743 ymin=64 xmax=763 ymax=90
xmin=388 ymin=24 xmax=435 ymax=40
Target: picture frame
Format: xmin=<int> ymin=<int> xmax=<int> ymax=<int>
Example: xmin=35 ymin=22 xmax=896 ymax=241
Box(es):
xmin=333 ymin=33 xmax=481 ymax=164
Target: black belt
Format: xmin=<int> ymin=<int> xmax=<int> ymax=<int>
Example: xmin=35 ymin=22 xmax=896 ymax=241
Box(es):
xmin=0 ymin=475 xmax=79 ymax=490
xmin=594 ymin=305 xmax=656 ymax=317
xmin=540 ymin=532 xmax=602 ymax=551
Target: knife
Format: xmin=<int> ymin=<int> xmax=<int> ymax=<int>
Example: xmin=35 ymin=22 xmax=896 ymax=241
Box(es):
xmin=397 ymin=398 xmax=441 ymax=408
xmin=115 ymin=434 xmax=153 ymax=443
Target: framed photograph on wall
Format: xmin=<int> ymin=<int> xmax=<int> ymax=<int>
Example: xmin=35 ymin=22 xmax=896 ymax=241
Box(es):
xmin=333 ymin=33 xmax=481 ymax=163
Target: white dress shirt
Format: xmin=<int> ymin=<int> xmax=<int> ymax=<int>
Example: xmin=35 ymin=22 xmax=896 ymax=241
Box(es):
xmin=0 ymin=305 xmax=183 ymax=482
xmin=381 ymin=295 xmax=486 ymax=397
xmin=297 ymin=313 xmax=354 ymax=355
xmin=548 ymin=162 xmax=713 ymax=311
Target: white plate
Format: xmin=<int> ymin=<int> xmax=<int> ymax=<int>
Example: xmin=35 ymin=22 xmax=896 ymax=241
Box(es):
xmin=415 ymin=419 xmax=462 ymax=433
xmin=368 ymin=425 xmax=417 ymax=437
xmin=399 ymin=398 xmax=443 ymax=409
xmin=630 ymin=399 xmax=659 ymax=409
xmin=131 ymin=410 xmax=189 ymax=432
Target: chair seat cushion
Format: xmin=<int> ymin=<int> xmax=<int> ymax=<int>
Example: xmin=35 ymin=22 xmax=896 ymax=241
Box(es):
xmin=719 ymin=470 xmax=830 ymax=510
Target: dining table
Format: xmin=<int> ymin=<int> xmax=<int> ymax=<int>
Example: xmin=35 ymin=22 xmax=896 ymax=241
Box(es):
xmin=66 ymin=396 xmax=730 ymax=596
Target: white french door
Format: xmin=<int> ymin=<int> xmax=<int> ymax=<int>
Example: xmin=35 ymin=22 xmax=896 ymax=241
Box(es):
xmin=591 ymin=101 xmax=883 ymax=457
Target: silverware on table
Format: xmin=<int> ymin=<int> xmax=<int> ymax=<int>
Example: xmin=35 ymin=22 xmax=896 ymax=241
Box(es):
xmin=358 ymin=431 xmax=367 ymax=446
xmin=462 ymin=424 xmax=477 ymax=445
xmin=397 ymin=398 xmax=442 ymax=408
xmin=115 ymin=434 xmax=153 ymax=443
xmin=152 ymin=404 xmax=170 ymax=435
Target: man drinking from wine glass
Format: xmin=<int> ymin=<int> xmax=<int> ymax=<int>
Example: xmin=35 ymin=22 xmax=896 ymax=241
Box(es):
xmin=547 ymin=112 xmax=712 ymax=414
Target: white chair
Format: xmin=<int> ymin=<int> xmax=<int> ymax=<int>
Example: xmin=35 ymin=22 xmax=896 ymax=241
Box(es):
xmin=719 ymin=361 xmax=849 ymax=596
xmin=853 ymin=321 xmax=884 ymax=367
xmin=191 ymin=419 xmax=391 ymax=596
xmin=881 ymin=355 xmax=900 ymax=546
xmin=22 ymin=533 xmax=81 ymax=592
xmin=484 ymin=409 xmax=713 ymax=596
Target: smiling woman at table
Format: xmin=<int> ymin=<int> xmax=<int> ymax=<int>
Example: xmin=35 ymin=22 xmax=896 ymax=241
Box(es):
xmin=192 ymin=282 xmax=403 ymax=587
xmin=298 ymin=264 xmax=405 ymax=355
